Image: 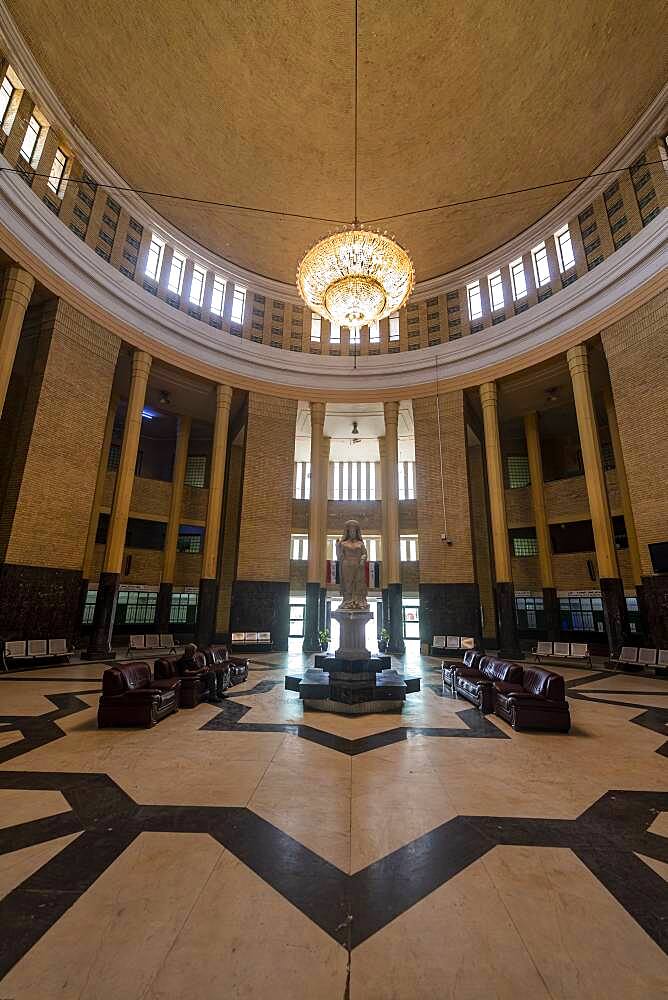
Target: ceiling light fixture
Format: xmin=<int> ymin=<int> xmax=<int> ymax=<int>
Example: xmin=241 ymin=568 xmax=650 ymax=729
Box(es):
xmin=295 ymin=1 xmax=415 ymax=333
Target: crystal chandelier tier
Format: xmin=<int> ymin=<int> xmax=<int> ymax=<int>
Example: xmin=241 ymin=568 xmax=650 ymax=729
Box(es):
xmin=296 ymin=228 xmax=415 ymax=331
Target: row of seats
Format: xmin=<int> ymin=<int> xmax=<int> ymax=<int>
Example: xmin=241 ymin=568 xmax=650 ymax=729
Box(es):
xmin=1 ymin=638 xmax=72 ymax=670
xmin=532 ymin=641 xmax=591 ymax=666
xmin=609 ymin=646 xmax=668 ymax=672
xmin=98 ymin=644 xmax=250 ymax=728
xmin=432 ymin=636 xmax=476 ymax=654
xmin=442 ymin=650 xmax=571 ymax=732
xmin=127 ymin=634 xmax=177 ymax=656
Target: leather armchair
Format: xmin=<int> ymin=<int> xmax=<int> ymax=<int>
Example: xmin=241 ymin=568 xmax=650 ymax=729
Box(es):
xmin=155 ymin=653 xmax=209 ymax=708
xmin=98 ymin=661 xmax=179 ymax=728
xmin=455 ymin=656 xmax=523 ymax=713
xmin=442 ymin=648 xmax=482 ymax=692
xmin=203 ymin=644 xmax=249 ymax=687
xmin=494 ymin=666 xmax=571 ymax=732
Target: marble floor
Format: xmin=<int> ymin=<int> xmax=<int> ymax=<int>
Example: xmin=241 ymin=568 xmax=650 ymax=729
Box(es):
xmin=0 ymin=651 xmax=666 ymax=999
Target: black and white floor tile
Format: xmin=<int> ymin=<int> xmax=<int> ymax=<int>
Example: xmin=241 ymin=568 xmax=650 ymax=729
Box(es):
xmin=0 ymin=653 xmax=666 ymax=998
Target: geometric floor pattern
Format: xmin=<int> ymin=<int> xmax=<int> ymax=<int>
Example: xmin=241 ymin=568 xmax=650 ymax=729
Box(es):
xmin=0 ymin=653 xmax=667 ymax=998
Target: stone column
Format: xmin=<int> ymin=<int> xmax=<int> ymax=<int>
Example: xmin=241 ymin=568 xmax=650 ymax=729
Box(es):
xmin=567 ymin=345 xmax=629 ymax=653
xmin=319 ymin=435 xmax=330 ymax=630
xmin=480 ymin=381 xmax=522 ymax=658
xmin=524 ymin=412 xmax=559 ymax=641
xmin=196 ymin=384 xmax=233 ymax=645
xmin=87 ymin=350 xmax=152 ymax=657
xmin=0 ymin=266 xmax=35 ymax=420
xmin=303 ymin=401 xmax=326 ymax=652
xmin=603 ymin=387 xmax=644 ymax=628
xmin=383 ymin=401 xmax=405 ymax=655
xmin=79 ymin=393 xmax=119 ymax=628
xmin=157 ymin=415 xmax=192 ymax=632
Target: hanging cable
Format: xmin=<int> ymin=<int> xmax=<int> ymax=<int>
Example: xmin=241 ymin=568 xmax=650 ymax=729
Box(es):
xmin=353 ymin=0 xmax=359 ymax=225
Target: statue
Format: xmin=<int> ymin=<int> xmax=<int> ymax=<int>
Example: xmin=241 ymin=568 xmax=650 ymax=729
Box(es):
xmin=336 ymin=519 xmax=369 ymax=611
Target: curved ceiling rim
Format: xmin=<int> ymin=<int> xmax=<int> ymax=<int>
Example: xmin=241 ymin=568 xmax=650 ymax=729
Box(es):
xmin=2 ymin=166 xmax=666 ymax=402
xmin=0 ymin=3 xmax=666 ymax=303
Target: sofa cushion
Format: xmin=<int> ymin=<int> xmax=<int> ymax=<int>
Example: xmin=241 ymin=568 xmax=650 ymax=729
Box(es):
xmin=521 ymin=666 xmax=565 ymax=701
xmin=480 ymin=658 xmax=523 ymax=684
xmin=462 ymin=649 xmax=482 ymax=670
xmin=102 ymin=661 xmax=152 ymax=695
xmin=494 ymin=681 xmax=524 ymax=697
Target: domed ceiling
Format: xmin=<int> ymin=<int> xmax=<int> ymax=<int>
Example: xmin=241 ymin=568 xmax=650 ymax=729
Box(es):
xmin=7 ymin=0 xmax=666 ymax=284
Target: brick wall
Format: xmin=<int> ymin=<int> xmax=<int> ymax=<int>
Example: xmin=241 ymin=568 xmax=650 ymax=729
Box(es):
xmin=505 ymin=470 xmax=623 ymax=527
xmin=3 ymin=299 xmax=119 ymax=569
xmin=512 ymin=548 xmax=634 ymax=591
xmin=236 ymin=393 xmax=297 ymax=581
xmin=91 ymin=544 xmax=202 ymax=587
xmin=101 ymin=472 xmax=208 ymax=524
xmin=601 ymin=290 xmax=668 ymax=575
xmin=413 ymin=391 xmax=475 ymax=583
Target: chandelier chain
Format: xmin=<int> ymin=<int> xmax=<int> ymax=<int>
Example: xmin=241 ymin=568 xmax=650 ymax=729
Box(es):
xmin=354 ymin=0 xmax=359 ymax=225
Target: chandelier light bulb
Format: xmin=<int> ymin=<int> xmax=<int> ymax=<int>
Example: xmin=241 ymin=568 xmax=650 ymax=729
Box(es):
xmin=296 ymin=228 xmax=415 ymax=331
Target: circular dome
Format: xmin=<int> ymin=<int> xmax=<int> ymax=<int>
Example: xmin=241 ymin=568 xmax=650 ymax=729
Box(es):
xmin=6 ymin=0 xmax=666 ymax=285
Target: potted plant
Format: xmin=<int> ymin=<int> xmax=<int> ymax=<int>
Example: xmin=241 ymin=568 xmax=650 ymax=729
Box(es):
xmin=378 ymin=627 xmax=390 ymax=653
xmin=318 ymin=628 xmax=330 ymax=652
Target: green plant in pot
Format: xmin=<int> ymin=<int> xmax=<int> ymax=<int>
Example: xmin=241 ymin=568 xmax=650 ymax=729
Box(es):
xmin=318 ymin=628 xmax=330 ymax=651
xmin=378 ymin=627 xmax=390 ymax=652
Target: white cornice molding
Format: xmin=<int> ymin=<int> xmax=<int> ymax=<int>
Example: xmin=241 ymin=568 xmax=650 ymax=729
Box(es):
xmin=0 ymin=1 xmax=665 ymax=303
xmin=1 ymin=160 xmax=665 ymax=399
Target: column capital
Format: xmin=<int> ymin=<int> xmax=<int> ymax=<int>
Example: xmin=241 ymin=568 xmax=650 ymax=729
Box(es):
xmin=479 ymin=381 xmax=498 ymax=408
xmin=566 ymin=342 xmax=589 ymax=374
xmin=309 ymin=399 xmax=326 ymax=429
xmin=215 ymin=382 xmax=233 ymax=410
xmin=383 ymin=399 xmax=399 ymax=429
xmin=131 ymin=348 xmax=152 ymax=378
xmin=2 ymin=265 xmax=35 ymax=308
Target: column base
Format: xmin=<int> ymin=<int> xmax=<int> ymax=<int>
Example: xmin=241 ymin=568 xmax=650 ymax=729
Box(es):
xmin=495 ymin=581 xmax=523 ymax=659
xmin=640 ymin=575 xmax=668 ymax=649
xmin=157 ymin=581 xmax=174 ymax=634
xmin=600 ymin=577 xmax=631 ymax=656
xmin=542 ymin=587 xmax=560 ymax=642
xmin=195 ymin=578 xmax=218 ymax=648
xmin=418 ymin=583 xmax=482 ymax=648
xmin=387 ymin=582 xmax=405 ymax=656
xmin=86 ymin=571 xmax=120 ymax=659
xmin=302 ymin=581 xmax=322 ymax=653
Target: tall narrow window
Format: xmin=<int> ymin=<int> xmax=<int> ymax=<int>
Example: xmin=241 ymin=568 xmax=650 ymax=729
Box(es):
xmin=310 ymin=314 xmax=321 ymax=342
xmin=349 ymin=327 xmax=360 ymax=345
xmin=488 ymin=270 xmax=504 ymax=312
xmin=400 ymin=536 xmax=419 ymax=561
xmin=389 ymin=312 xmax=400 ymax=341
xmin=47 ymin=147 xmax=68 ymax=198
xmin=368 ymin=461 xmax=376 ymax=500
xmin=329 ymin=322 xmax=340 ymax=344
xmin=510 ymin=258 xmax=527 ymax=300
xmin=19 ymin=113 xmax=42 ymax=165
xmin=145 ymin=235 xmax=165 ymax=281
xmin=294 ymin=461 xmax=311 ymax=499
xmin=369 ymin=320 xmax=380 ymax=343
xmin=532 ymin=242 xmax=550 ymax=287
xmin=290 ymin=535 xmax=309 ymax=560
xmin=167 ymin=250 xmax=186 ymax=294
xmin=231 ymin=286 xmax=246 ymax=324
xmin=467 ymin=280 xmax=482 ymax=320
xmin=210 ymin=275 xmax=226 ymax=316
xmin=398 ymin=461 xmax=416 ymax=500
xmin=555 ymin=224 xmax=575 ymax=272
xmin=0 ymin=75 xmax=15 ymax=129
xmin=190 ymin=264 xmax=205 ymax=306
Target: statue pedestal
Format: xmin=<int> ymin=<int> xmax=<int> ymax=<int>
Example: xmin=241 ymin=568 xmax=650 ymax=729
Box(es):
xmin=332 ymin=609 xmax=373 ymax=660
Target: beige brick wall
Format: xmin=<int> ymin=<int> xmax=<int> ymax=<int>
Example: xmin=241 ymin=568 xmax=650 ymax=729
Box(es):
xmin=236 ymin=393 xmax=297 ymax=581
xmin=91 ymin=544 xmax=202 ymax=587
xmin=414 ymin=391 xmax=475 ymax=583
xmin=505 ymin=470 xmax=623 ymax=528
xmin=101 ymin=472 xmax=208 ymax=525
xmin=4 ymin=299 xmax=120 ymax=569
xmin=512 ymin=548 xmax=634 ymax=592
xmin=601 ymin=290 xmax=668 ymax=576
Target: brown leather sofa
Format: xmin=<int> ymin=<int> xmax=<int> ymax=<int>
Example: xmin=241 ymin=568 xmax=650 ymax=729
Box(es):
xmin=155 ymin=651 xmax=210 ymax=708
xmin=442 ymin=648 xmax=482 ymax=692
xmin=202 ymin=644 xmax=249 ymax=687
xmin=494 ymin=665 xmax=571 ymax=732
xmin=454 ymin=656 xmax=523 ymax=713
xmin=98 ymin=661 xmax=179 ymax=728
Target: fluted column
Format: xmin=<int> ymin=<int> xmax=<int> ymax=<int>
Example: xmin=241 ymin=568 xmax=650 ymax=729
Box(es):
xmin=303 ymin=401 xmax=326 ymax=652
xmin=524 ymin=412 xmax=559 ymax=641
xmin=196 ymin=384 xmax=233 ymax=645
xmin=87 ymin=350 xmax=152 ymax=657
xmin=567 ymin=345 xmax=629 ymax=653
xmin=157 ymin=415 xmax=192 ymax=631
xmin=480 ymin=381 xmax=522 ymax=657
xmin=0 ymin=266 xmax=35 ymax=420
xmin=383 ymin=401 xmax=405 ymax=655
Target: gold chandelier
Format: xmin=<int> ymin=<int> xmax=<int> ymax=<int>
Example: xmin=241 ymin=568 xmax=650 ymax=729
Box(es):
xmin=296 ymin=228 xmax=415 ymax=331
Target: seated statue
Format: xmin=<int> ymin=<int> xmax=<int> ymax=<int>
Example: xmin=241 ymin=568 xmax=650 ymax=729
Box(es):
xmin=336 ymin=519 xmax=369 ymax=611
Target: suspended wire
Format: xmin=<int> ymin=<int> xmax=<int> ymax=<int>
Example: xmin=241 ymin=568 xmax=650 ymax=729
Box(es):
xmin=353 ymin=0 xmax=359 ymax=225
xmin=0 ymin=160 xmax=660 ymax=229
